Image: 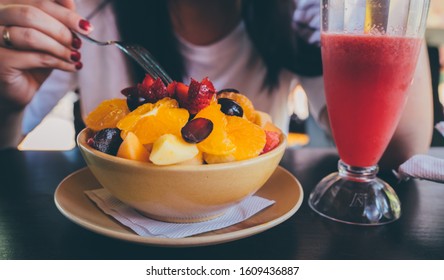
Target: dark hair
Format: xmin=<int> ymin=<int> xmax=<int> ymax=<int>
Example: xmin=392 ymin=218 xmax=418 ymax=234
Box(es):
xmin=112 ymin=0 xmax=322 ymax=89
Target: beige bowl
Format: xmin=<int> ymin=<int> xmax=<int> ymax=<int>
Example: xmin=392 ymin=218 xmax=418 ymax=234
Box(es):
xmin=77 ymin=128 xmax=286 ymax=223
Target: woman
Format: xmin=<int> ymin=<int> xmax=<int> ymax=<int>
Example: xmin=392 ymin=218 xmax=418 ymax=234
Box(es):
xmin=0 ymin=0 xmax=433 ymax=169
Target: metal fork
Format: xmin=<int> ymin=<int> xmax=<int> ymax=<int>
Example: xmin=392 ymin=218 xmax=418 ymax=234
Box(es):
xmin=76 ymin=32 xmax=173 ymax=85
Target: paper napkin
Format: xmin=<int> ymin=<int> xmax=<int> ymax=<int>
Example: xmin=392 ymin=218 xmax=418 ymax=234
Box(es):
xmin=85 ymin=188 xmax=275 ymax=238
xmin=396 ymin=154 xmax=444 ymax=183
xmin=395 ymin=121 xmax=444 ymax=183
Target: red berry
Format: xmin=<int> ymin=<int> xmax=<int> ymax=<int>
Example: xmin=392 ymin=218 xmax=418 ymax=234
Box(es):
xmin=87 ymin=137 xmax=95 ymax=146
xmin=149 ymin=78 xmax=168 ymax=101
xmin=261 ymin=131 xmax=281 ymax=154
xmin=186 ymin=77 xmax=216 ymax=115
xmin=200 ymin=77 xmax=216 ymax=93
xmin=134 ymin=77 xmax=168 ymax=103
xmin=181 ymin=118 xmax=213 ymax=143
xmin=142 ymin=74 xmax=155 ymax=88
xmin=136 ymin=83 xmax=156 ymax=101
xmin=166 ymin=81 xmax=177 ymax=97
xmin=175 ymin=82 xmax=190 ymax=107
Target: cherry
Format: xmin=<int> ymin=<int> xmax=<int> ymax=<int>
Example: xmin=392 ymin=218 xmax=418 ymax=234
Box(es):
xmin=217 ymin=98 xmax=243 ymax=117
xmin=181 ymin=118 xmax=213 ymax=143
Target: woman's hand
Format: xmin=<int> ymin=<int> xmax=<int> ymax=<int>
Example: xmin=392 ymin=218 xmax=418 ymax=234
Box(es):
xmin=0 ymin=0 xmax=92 ymax=110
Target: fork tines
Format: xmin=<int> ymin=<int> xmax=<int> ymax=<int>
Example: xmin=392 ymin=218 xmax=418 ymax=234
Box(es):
xmin=117 ymin=43 xmax=173 ymax=85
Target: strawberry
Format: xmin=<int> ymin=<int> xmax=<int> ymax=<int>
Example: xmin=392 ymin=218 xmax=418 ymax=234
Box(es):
xmin=142 ymin=74 xmax=155 ymax=88
xmin=166 ymin=81 xmax=177 ymax=97
xmin=122 ymin=76 xmax=215 ymax=114
xmin=261 ymin=130 xmax=281 ymax=154
xmin=121 ymin=76 xmax=170 ymax=110
xmin=200 ymin=77 xmax=216 ymax=93
xmin=123 ymin=77 xmax=166 ymax=103
xmin=185 ymin=77 xmax=216 ymax=115
xmin=175 ymin=82 xmax=190 ymax=108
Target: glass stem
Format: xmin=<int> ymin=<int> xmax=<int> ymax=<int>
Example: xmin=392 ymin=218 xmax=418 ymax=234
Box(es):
xmin=338 ymin=160 xmax=378 ymax=182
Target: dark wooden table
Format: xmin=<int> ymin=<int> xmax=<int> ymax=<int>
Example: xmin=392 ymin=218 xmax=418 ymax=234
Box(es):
xmin=1 ymin=147 xmax=444 ymax=260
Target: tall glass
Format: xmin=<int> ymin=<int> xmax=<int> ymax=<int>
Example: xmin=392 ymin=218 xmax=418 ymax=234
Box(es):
xmin=309 ymin=0 xmax=430 ymax=225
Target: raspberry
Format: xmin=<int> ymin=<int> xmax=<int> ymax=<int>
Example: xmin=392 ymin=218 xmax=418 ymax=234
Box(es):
xmin=121 ymin=76 xmax=169 ymax=109
xmin=145 ymin=78 xmax=168 ymax=102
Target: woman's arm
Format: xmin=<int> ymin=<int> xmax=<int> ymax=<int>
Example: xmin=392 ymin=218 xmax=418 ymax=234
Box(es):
xmin=0 ymin=106 xmax=24 ymax=149
xmin=379 ymin=42 xmax=434 ymax=170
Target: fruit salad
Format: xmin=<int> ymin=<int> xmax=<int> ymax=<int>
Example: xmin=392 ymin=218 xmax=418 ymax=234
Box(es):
xmin=84 ymin=75 xmax=282 ymax=165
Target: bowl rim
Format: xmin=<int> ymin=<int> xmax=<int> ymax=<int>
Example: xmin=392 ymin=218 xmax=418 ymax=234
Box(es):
xmin=77 ymin=127 xmax=287 ymax=171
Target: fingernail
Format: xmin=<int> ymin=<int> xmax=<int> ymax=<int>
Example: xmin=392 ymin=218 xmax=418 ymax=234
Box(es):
xmin=72 ymin=36 xmax=82 ymax=49
xmin=75 ymin=62 xmax=83 ymax=70
xmin=70 ymin=51 xmax=81 ymax=62
xmin=79 ymin=19 xmax=92 ymax=31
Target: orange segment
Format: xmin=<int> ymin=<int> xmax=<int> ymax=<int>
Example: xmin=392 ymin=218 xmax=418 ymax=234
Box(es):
xmin=117 ymin=103 xmax=156 ymax=135
xmin=253 ymin=111 xmax=272 ymax=127
xmin=117 ymin=98 xmax=178 ymax=133
xmin=85 ymin=99 xmax=129 ymax=131
xmin=217 ymin=92 xmax=256 ymax=122
xmin=116 ymin=98 xmax=187 ymax=144
xmin=226 ymin=116 xmax=266 ymax=161
xmin=132 ymin=107 xmax=189 ymax=144
xmin=194 ymin=102 xmax=236 ymax=155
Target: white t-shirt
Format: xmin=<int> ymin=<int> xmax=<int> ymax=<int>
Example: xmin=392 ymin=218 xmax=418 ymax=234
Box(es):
xmin=23 ymin=0 xmax=325 ymax=135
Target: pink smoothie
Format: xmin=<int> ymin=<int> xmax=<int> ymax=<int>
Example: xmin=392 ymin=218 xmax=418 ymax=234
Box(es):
xmin=321 ymin=33 xmax=422 ymax=167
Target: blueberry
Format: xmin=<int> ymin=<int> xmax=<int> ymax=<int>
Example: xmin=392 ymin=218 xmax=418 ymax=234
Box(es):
xmin=126 ymin=94 xmax=147 ymax=111
xmin=217 ymin=88 xmax=239 ymax=95
xmin=90 ymin=128 xmax=123 ymax=155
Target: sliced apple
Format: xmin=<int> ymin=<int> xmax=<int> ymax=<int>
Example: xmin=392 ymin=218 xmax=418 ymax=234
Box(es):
xmin=116 ymin=132 xmax=151 ymax=162
xmin=149 ymin=134 xmax=199 ymax=165
xmin=177 ymin=151 xmax=204 ymax=165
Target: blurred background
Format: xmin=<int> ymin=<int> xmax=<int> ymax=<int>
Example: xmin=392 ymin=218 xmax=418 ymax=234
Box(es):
xmin=18 ymin=0 xmax=444 ymax=151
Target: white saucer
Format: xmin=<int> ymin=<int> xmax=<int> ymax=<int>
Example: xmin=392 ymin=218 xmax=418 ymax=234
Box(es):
xmin=54 ymin=166 xmax=303 ymax=247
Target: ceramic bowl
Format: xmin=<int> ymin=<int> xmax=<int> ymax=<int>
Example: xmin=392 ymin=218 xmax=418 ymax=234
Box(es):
xmin=77 ymin=128 xmax=286 ymax=223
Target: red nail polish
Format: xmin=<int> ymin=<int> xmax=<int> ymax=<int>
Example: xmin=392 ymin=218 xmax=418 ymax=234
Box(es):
xmin=70 ymin=51 xmax=81 ymax=62
xmin=72 ymin=37 xmax=82 ymax=49
xmin=75 ymin=62 xmax=83 ymax=70
xmin=79 ymin=19 xmax=91 ymax=31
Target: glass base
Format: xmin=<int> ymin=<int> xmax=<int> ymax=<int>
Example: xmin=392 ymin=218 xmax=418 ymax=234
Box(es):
xmin=308 ymin=160 xmax=401 ymax=225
